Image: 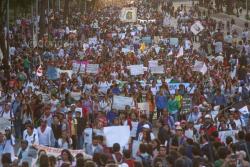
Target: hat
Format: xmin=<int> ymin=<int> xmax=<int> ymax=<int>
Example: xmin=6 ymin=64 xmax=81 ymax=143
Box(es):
xmin=175 ymin=122 xmax=180 ymax=126
xmin=229 ymin=108 xmax=236 ymax=112
xmin=176 ymin=125 xmax=182 ymax=130
xmin=142 ymin=124 xmax=150 ymax=129
xmin=205 ymin=114 xmax=212 ymax=119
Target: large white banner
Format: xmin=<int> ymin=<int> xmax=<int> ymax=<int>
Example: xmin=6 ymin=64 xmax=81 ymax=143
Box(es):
xmin=112 ymin=95 xmax=134 ymax=110
xmin=103 ymin=126 xmax=130 ymax=148
xmin=128 ymin=64 xmax=144 ymax=76
xmin=191 ymin=21 xmax=204 ymax=35
xmin=120 ymin=7 xmax=137 ymax=22
xmin=86 ymin=64 xmax=99 ymax=74
xmin=150 ymin=65 xmax=164 ymax=74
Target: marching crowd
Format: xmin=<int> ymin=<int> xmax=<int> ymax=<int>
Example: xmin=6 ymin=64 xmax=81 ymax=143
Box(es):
xmin=0 ymin=0 xmax=250 ymax=166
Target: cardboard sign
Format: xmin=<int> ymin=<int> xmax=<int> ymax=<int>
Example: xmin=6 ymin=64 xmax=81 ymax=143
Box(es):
xmin=104 ymin=126 xmax=130 ymax=148
xmin=191 ymin=21 xmax=204 ymax=35
xmin=128 ymin=65 xmax=144 ymax=76
xmin=120 ymin=7 xmax=137 ymax=22
xmin=86 ymin=64 xmax=99 ymax=74
xmin=150 ymin=65 xmax=164 ymax=74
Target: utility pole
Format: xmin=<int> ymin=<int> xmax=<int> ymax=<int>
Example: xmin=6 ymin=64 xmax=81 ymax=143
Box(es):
xmin=7 ymin=0 xmax=9 ymax=65
xmin=247 ymin=0 xmax=249 ymax=19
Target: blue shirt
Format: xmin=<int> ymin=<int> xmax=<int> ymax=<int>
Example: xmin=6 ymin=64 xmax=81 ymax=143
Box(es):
xmin=212 ymin=95 xmax=227 ymax=106
xmin=156 ymin=95 xmax=168 ymax=110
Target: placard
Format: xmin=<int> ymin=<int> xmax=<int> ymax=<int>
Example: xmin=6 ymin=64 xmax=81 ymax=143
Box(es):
xmin=128 ymin=64 xmax=144 ymax=76
xmin=120 ymin=7 xmax=137 ymax=22
xmin=138 ymin=102 xmax=150 ymax=115
xmin=112 ymin=95 xmax=134 ymax=110
xmin=148 ymin=60 xmax=158 ymax=68
xmin=46 ymin=66 xmax=59 ymax=80
xmin=103 ymin=126 xmax=130 ymax=148
xmin=150 ymin=65 xmax=164 ymax=74
xmin=86 ymin=64 xmax=99 ymax=74
xmin=219 ymin=130 xmax=238 ymax=143
xmin=191 ymin=21 xmax=204 ymax=35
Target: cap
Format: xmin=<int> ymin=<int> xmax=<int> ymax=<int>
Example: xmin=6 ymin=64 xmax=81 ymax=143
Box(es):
xmin=142 ymin=124 xmax=150 ymax=129
xmin=175 ymin=122 xmax=180 ymax=126
xmin=229 ymin=108 xmax=236 ymax=112
xmin=205 ymin=114 xmax=212 ymax=119
xmin=176 ymin=126 xmax=182 ymax=130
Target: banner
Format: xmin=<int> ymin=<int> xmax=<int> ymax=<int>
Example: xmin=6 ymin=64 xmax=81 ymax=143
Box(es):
xmin=103 ymin=126 xmax=130 ymax=148
xmin=142 ymin=36 xmax=152 ymax=45
xmin=0 ymin=118 xmax=11 ymax=133
xmin=88 ymin=37 xmax=98 ymax=45
xmin=58 ymin=69 xmax=73 ymax=79
xmin=128 ymin=65 xmax=144 ymax=76
xmin=33 ymin=144 xmax=92 ymax=159
xmin=120 ymin=7 xmax=137 ymax=22
xmin=167 ymin=83 xmax=196 ymax=94
xmin=70 ymin=92 xmax=82 ymax=101
xmin=72 ymin=60 xmax=88 ymax=73
xmin=150 ymin=65 xmax=164 ymax=74
xmin=138 ymin=102 xmax=150 ymax=115
xmin=169 ymin=38 xmax=179 ymax=46
xmin=218 ymin=130 xmax=238 ymax=143
xmin=86 ymin=64 xmax=99 ymax=74
xmin=148 ymin=60 xmax=158 ymax=68
xmin=191 ymin=21 xmax=204 ymax=35
xmin=112 ymin=95 xmax=134 ymax=110
xmin=46 ymin=66 xmax=59 ymax=80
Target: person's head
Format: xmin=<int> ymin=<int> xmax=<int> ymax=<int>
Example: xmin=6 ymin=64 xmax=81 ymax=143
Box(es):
xmin=112 ymin=143 xmax=120 ymax=153
xmin=139 ymin=143 xmax=147 ymax=154
xmin=175 ymin=126 xmax=183 ymax=136
xmin=158 ymin=145 xmax=167 ymax=157
xmin=40 ymin=119 xmax=47 ymax=127
xmin=153 ymin=157 xmax=163 ymax=167
xmin=20 ymin=140 xmax=28 ymax=150
xmin=123 ymin=149 xmax=131 ymax=159
xmin=151 ymin=139 xmax=160 ymax=150
xmin=76 ymin=157 xmax=84 ymax=167
xmin=226 ymin=136 xmax=233 ymax=146
xmin=48 ymin=156 xmax=56 ymax=167
xmin=61 ymin=149 xmax=73 ymax=163
xmin=21 ymin=161 xmax=29 ymax=167
xmin=26 ymin=124 xmax=34 ymax=134
xmin=1 ymin=153 xmax=12 ymax=165
xmin=238 ymin=131 xmax=245 ymax=140
xmin=75 ymin=111 xmax=81 ymax=118
xmin=92 ymin=136 xmax=99 ymax=146
xmin=217 ymin=146 xmax=229 ymax=159
xmin=53 ymin=115 xmax=60 ymax=124
xmin=84 ymin=160 xmax=97 ymax=167
xmin=39 ymin=154 xmax=49 ymax=167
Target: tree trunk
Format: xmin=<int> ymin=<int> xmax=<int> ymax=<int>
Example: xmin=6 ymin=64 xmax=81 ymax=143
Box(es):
xmin=0 ymin=0 xmax=10 ymax=87
xmin=64 ymin=0 xmax=69 ymax=24
xmin=39 ymin=0 xmax=46 ymax=39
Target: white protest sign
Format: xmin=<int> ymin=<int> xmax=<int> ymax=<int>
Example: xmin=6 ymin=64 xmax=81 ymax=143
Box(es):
xmin=150 ymin=65 xmax=164 ymax=74
xmin=148 ymin=60 xmax=158 ymax=68
xmin=72 ymin=61 xmax=88 ymax=73
xmin=104 ymin=126 xmax=130 ymax=148
xmin=191 ymin=21 xmax=204 ymax=35
xmin=129 ymin=64 xmax=144 ymax=75
xmin=138 ymin=102 xmax=150 ymax=115
xmin=193 ymin=60 xmax=207 ymax=75
xmin=58 ymin=69 xmax=73 ymax=79
xmin=0 ymin=118 xmax=11 ymax=133
xmin=70 ymin=92 xmax=82 ymax=101
xmin=112 ymin=95 xmax=134 ymax=110
xmin=86 ymin=64 xmax=99 ymax=74
xmin=120 ymin=7 xmax=137 ymax=22
xmin=219 ymin=130 xmax=238 ymax=143
xmin=122 ymin=48 xmax=131 ymax=54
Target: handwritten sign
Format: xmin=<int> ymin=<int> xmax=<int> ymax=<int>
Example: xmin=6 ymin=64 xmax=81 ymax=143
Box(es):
xmin=150 ymin=65 xmax=164 ymax=74
xmin=86 ymin=64 xmax=99 ymax=74
xmin=104 ymin=126 xmax=130 ymax=148
xmin=112 ymin=95 xmax=134 ymax=110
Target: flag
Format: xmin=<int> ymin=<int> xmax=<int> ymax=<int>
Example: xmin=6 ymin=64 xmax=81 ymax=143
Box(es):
xmin=167 ymin=50 xmax=173 ymax=56
xmin=200 ymin=63 xmax=208 ymax=75
xmin=176 ymin=47 xmax=183 ymax=58
xmin=36 ymin=65 xmax=43 ymax=77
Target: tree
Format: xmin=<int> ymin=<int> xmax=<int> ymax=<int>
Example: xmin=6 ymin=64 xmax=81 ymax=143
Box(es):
xmin=0 ymin=0 xmax=10 ymax=87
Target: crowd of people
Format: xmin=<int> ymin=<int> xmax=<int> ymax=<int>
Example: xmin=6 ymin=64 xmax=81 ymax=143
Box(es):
xmin=0 ymin=0 xmax=250 ymax=166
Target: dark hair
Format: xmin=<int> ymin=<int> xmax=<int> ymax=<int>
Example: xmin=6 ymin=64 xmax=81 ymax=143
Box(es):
xmin=112 ymin=143 xmax=120 ymax=152
xmin=61 ymin=149 xmax=74 ymax=163
xmin=192 ymin=144 xmax=201 ymax=156
xmin=134 ymin=161 xmax=143 ymax=167
xmin=39 ymin=154 xmax=49 ymax=167
xmin=21 ymin=161 xmax=29 ymax=167
xmin=93 ymin=153 xmax=108 ymax=166
xmin=245 ymin=133 xmax=250 ymax=142
xmin=49 ymin=156 xmax=57 ymax=167
xmin=84 ymin=160 xmax=96 ymax=167
xmin=61 ymin=163 xmax=70 ymax=167
xmin=139 ymin=143 xmax=147 ymax=154
xmin=153 ymin=157 xmax=163 ymax=167
xmin=238 ymin=131 xmax=245 ymax=140
xmin=75 ymin=153 xmax=84 ymax=160
xmin=226 ymin=136 xmax=233 ymax=145
xmin=217 ymin=146 xmax=228 ymax=159
xmin=1 ymin=153 xmax=12 ymax=165
xmin=76 ymin=157 xmax=85 ymax=167
xmin=123 ymin=149 xmax=131 ymax=159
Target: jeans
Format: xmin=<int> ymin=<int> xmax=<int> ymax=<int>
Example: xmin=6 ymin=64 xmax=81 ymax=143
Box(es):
xmin=171 ymin=111 xmax=179 ymax=122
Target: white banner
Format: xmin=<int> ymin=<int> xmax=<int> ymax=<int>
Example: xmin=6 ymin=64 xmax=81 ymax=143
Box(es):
xmin=191 ymin=21 xmax=204 ymax=35
xmin=86 ymin=64 xmax=99 ymax=74
xmin=128 ymin=64 xmax=144 ymax=76
xmin=218 ymin=130 xmax=238 ymax=143
xmin=70 ymin=92 xmax=82 ymax=101
xmin=148 ymin=60 xmax=158 ymax=68
xmin=103 ymin=126 xmax=130 ymax=148
xmin=120 ymin=7 xmax=137 ymax=22
xmin=112 ymin=95 xmax=134 ymax=110
xmin=150 ymin=65 xmax=164 ymax=74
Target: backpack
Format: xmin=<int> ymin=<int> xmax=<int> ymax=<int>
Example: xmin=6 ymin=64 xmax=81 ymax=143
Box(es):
xmin=139 ymin=155 xmax=152 ymax=167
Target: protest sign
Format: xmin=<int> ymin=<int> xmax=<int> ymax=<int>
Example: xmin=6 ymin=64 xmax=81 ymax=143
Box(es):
xmin=70 ymin=92 xmax=82 ymax=101
xmin=33 ymin=144 xmax=92 ymax=159
xmin=142 ymin=36 xmax=152 ymax=45
xmin=193 ymin=60 xmax=208 ymax=75
xmin=46 ymin=66 xmax=59 ymax=80
xmin=148 ymin=60 xmax=158 ymax=68
xmin=191 ymin=21 xmax=204 ymax=35
xmin=121 ymin=48 xmax=131 ymax=54
xmin=150 ymin=65 xmax=164 ymax=74
xmin=58 ymin=69 xmax=73 ymax=79
xmin=167 ymin=83 xmax=195 ymax=94
xmin=120 ymin=7 xmax=137 ymax=22
xmin=239 ymin=106 xmax=249 ymax=114
xmin=103 ymin=126 xmax=130 ymax=148
xmin=138 ymin=102 xmax=150 ymax=115
xmin=132 ymin=140 xmax=141 ymax=158
xmin=219 ymin=130 xmax=238 ymax=143
xmin=169 ymin=38 xmax=179 ymax=46
xmin=72 ymin=60 xmax=88 ymax=73
xmin=128 ymin=64 xmax=144 ymax=76
xmin=112 ymin=95 xmax=134 ymax=110
xmin=0 ymin=118 xmax=11 ymax=133
xmin=86 ymin=64 xmax=99 ymax=74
